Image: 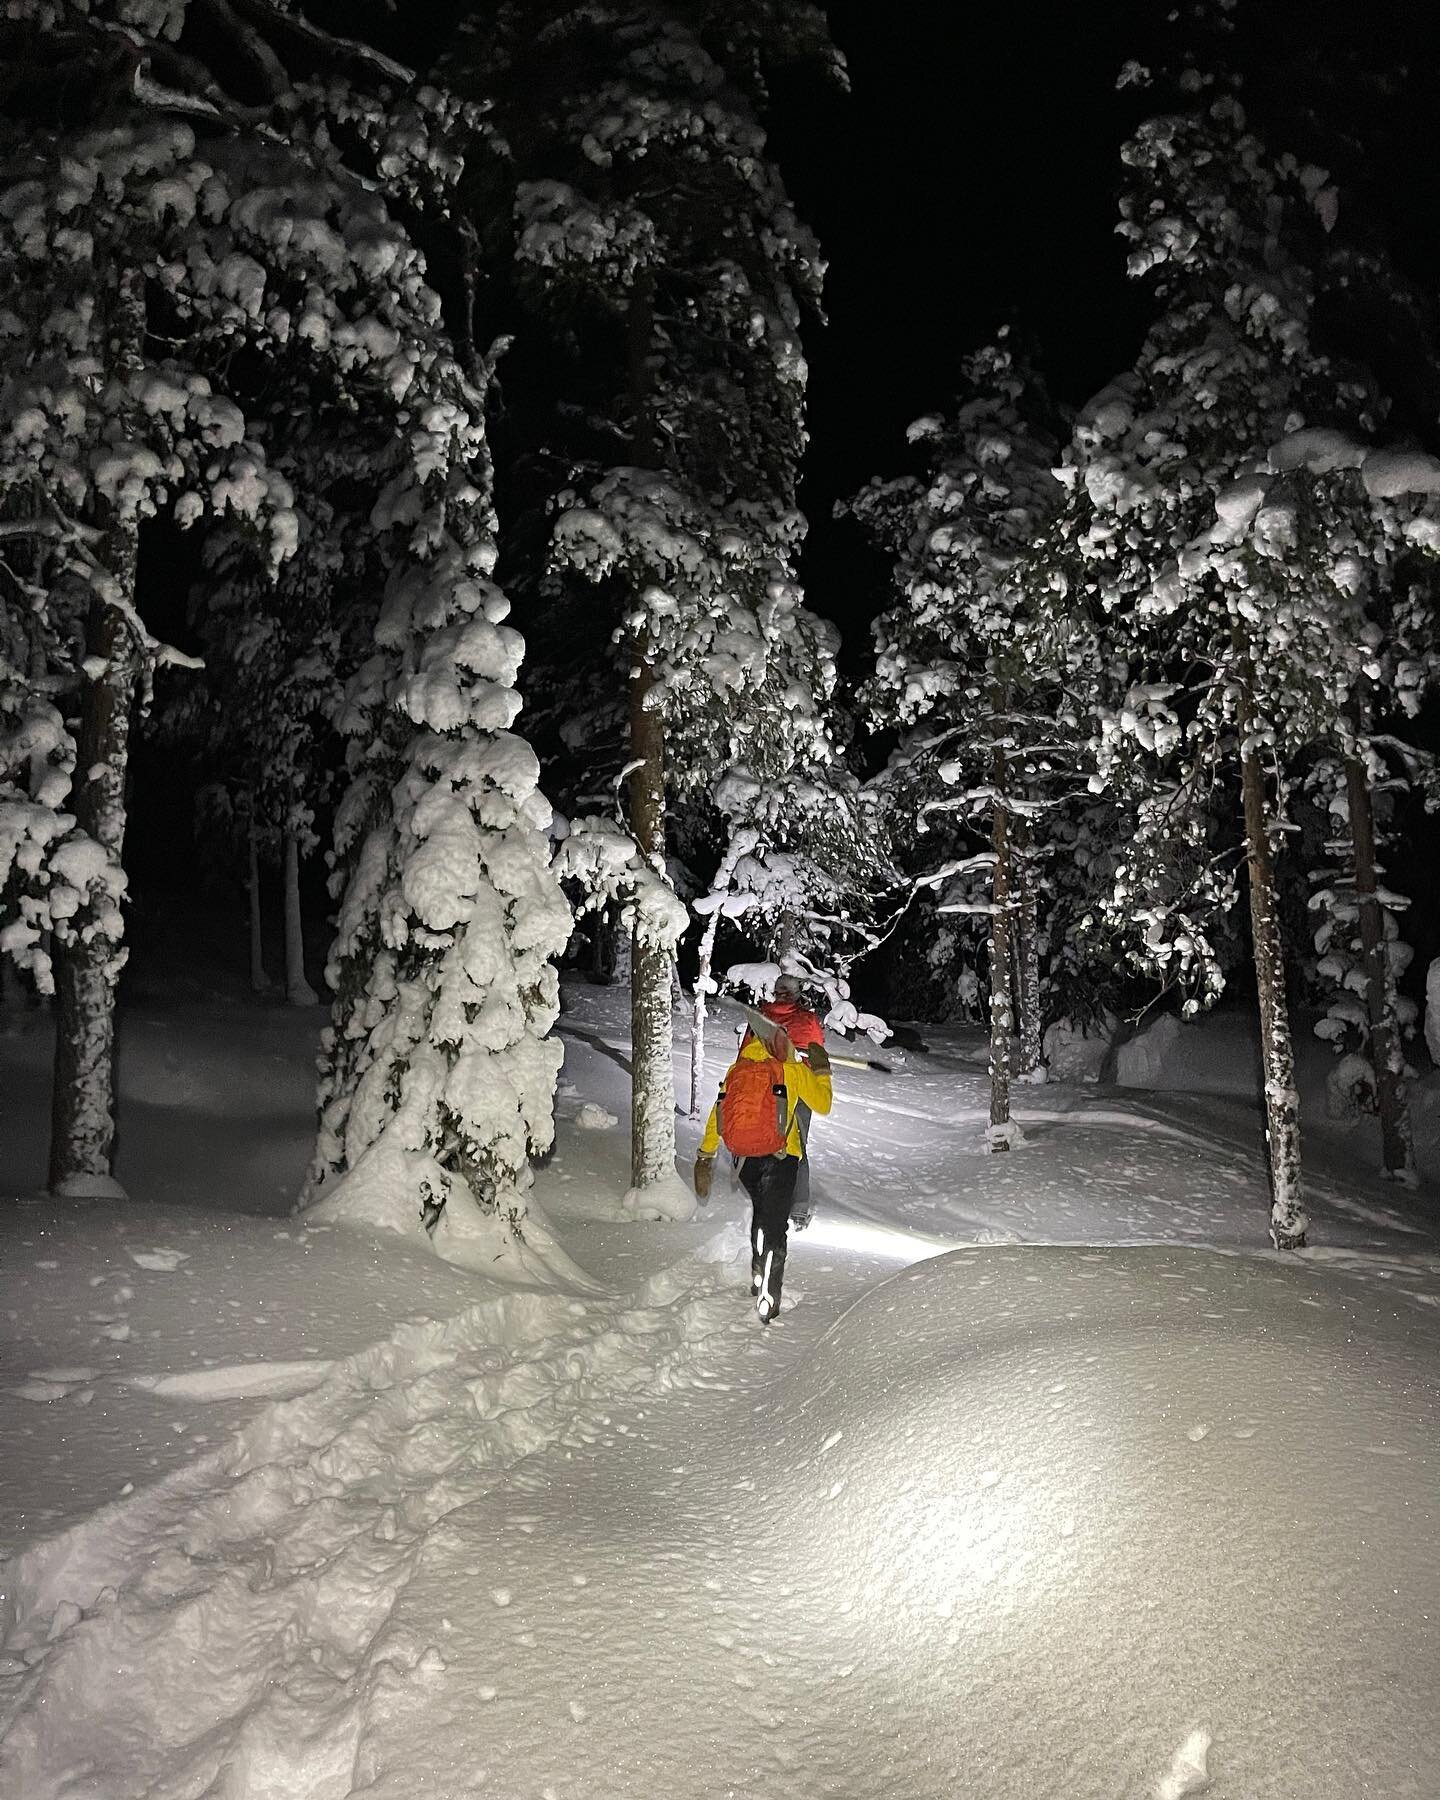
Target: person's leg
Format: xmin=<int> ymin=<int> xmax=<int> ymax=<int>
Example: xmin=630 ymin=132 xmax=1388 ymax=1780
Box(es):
xmin=751 ymin=1155 xmax=799 ymax=1320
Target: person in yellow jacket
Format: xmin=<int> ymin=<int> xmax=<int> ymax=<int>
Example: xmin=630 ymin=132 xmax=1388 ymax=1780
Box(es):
xmin=693 ymin=1028 xmax=832 ymax=1323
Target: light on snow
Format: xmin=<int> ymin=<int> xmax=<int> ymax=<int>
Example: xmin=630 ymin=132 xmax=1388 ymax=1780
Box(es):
xmin=802 ymin=1215 xmax=953 ymax=1262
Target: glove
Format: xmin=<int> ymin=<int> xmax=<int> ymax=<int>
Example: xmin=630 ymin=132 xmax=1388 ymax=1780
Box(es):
xmin=693 ymin=1153 xmax=714 ymax=1200
xmin=805 ymin=1042 xmax=831 ymax=1075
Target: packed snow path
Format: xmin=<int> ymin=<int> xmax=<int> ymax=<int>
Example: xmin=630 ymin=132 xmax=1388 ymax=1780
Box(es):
xmin=3 ymin=982 xmax=1439 ymax=1797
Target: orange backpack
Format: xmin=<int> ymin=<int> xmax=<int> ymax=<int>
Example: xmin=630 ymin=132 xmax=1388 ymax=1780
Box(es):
xmin=719 ymin=1055 xmax=792 ymax=1158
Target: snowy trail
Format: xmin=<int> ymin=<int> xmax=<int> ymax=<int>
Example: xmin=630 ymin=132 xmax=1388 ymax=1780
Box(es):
xmin=0 ymin=1239 xmax=772 ymax=1798
xmin=362 ymin=1275 xmax=907 ymax=1800
xmin=5 ymin=984 xmax=1440 ymax=1798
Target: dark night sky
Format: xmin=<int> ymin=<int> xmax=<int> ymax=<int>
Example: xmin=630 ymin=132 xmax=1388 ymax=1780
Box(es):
xmin=773 ymin=0 xmax=1156 ymax=640
xmin=774 ymin=0 xmax=1440 ymax=644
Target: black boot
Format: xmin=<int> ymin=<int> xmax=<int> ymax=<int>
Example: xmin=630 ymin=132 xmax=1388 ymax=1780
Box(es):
xmin=750 ymin=1252 xmax=763 ymax=1295
xmin=756 ymin=1249 xmax=786 ymax=1323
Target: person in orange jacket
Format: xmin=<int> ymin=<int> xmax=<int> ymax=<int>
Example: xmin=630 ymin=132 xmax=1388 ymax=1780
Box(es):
xmin=693 ymin=1023 xmax=832 ymax=1323
xmin=738 ymin=973 xmax=825 ymax=1228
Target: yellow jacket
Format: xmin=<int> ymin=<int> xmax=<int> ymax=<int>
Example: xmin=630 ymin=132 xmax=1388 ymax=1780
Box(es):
xmin=699 ymin=1037 xmax=833 ymax=1160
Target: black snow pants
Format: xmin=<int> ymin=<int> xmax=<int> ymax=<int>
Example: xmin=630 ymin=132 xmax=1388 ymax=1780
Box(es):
xmin=740 ymin=1152 xmax=800 ymax=1311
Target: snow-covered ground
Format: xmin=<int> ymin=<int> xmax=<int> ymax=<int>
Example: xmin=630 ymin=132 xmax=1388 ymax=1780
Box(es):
xmin=2 ymin=971 xmax=1438 ymax=1799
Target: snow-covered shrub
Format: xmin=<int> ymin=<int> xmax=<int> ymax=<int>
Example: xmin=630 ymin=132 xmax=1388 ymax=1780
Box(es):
xmin=1324 ymin=1052 xmax=1376 ymax=1121
xmin=1043 ymin=1014 xmax=1118 ymax=1084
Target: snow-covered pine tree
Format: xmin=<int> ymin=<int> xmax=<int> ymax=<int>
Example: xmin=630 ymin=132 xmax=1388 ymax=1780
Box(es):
xmin=1286 ymin=478 xmax=1440 ymax=1181
xmin=1303 ymin=752 xmax=1415 ymax=1155
xmin=685 ymin=757 xmax=898 ymax=1115
xmin=308 ymin=384 xmax=572 ymax=1256
xmin=1054 ymin=56 xmax=1440 ymax=1243
xmin=1 ymin=2 xmax=569 ymax=1244
xmin=164 ymin=404 xmax=384 ymax=1011
xmin=0 ymin=6 xmax=316 ymax=1192
xmin=847 ymin=335 xmax=1085 ymax=1149
xmin=453 ymin=2 xmax=839 ymax=1212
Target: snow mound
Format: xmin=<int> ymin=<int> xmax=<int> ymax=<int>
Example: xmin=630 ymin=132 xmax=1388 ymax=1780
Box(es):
xmin=53 ymin=1173 xmax=128 ymax=1201
xmin=762 ymin=1245 xmax=1440 ymax=1798
xmin=621 ymin=1173 xmax=698 ymax=1222
xmin=1157 ymin=1727 xmax=1213 ymax=1799
xmin=1114 ymin=1010 xmax=1182 ymax=1086
xmin=1042 ymin=1013 xmax=1116 ymax=1083
xmin=574 ymin=1102 xmax=618 ymax=1130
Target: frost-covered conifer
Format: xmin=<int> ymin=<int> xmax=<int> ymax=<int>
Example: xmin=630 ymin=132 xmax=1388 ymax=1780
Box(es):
xmin=684 ymin=756 xmax=898 ymax=1115
xmin=1290 ymin=506 xmax=1440 ymax=1182
xmin=308 ymin=395 xmax=571 ymax=1254
xmin=454 ymin=3 xmax=838 ymax=1209
xmin=847 ymin=335 xmax=1089 ymax=1148
xmin=1055 ymin=59 xmax=1440 ymax=1241
xmin=163 ymin=406 xmax=384 ymax=1008
xmin=0 ymin=1 xmax=569 ymax=1241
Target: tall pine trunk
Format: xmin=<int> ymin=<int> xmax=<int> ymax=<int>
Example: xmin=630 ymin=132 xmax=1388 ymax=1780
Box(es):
xmin=247 ymin=808 xmax=269 ymax=994
xmin=590 ymin=903 xmax=610 ymax=982
xmin=987 ymin=688 xmax=1014 ymax=1150
xmin=628 ymin=639 xmax=677 ymax=1187
xmin=689 ymin=915 xmax=717 ymax=1119
xmin=689 ymin=834 xmax=750 ymax=1115
xmin=1345 ymin=747 xmax=1415 ymax=1183
xmin=1237 ymin=676 xmax=1306 ymax=1248
xmin=284 ymin=829 xmax=318 ymax=1006
xmin=49 ymin=267 xmax=144 ymax=1196
xmin=1011 ymin=809 xmax=1043 ymax=1078
xmin=622 ymin=272 xmax=678 ymax=1194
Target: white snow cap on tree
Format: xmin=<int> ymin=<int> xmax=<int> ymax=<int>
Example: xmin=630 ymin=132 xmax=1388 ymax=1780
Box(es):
xmin=309 ymin=418 xmax=573 ymax=1258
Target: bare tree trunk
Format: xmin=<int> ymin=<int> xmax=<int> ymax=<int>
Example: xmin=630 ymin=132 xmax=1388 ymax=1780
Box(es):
xmin=590 ymin=904 xmax=608 ymax=982
xmin=609 ymin=911 xmax=632 ymax=988
xmin=988 ymin=692 xmax=1014 ymax=1151
xmin=247 ymin=808 xmax=269 ymax=995
xmin=1011 ymin=809 xmax=1043 ymax=1078
xmin=689 ymin=922 xmax=716 ymax=1120
xmin=284 ymin=828 xmax=318 ymax=1006
xmin=689 ymin=834 xmax=751 ymax=1116
xmin=621 ymin=270 xmax=679 ymax=1195
xmin=49 ymin=267 xmax=145 ymax=1198
xmin=628 ymin=638 xmax=678 ymax=1189
xmin=1238 ymin=678 xmax=1306 ymax=1248
xmin=1345 ymin=748 xmax=1415 ymax=1183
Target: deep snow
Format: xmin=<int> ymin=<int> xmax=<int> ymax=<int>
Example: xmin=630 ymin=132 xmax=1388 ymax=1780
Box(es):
xmin=2 ymin=969 xmax=1439 ymax=1799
